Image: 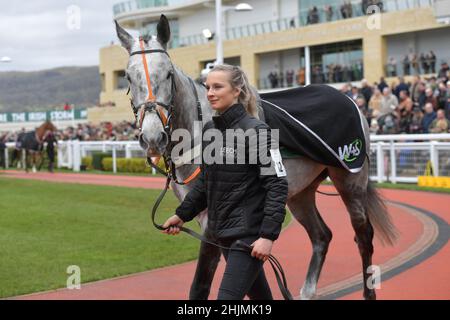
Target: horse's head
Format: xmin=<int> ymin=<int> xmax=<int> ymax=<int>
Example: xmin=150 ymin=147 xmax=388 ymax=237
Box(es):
xmin=115 ymin=15 xmax=174 ymax=157
xmin=36 ymin=121 xmax=57 ymax=140
xmin=44 ymin=121 xmax=57 ymax=132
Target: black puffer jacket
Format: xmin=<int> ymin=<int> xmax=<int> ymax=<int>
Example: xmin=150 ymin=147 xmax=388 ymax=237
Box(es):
xmin=175 ymin=103 xmax=288 ymax=241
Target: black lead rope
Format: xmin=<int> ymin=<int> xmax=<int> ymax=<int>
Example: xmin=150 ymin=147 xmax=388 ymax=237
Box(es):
xmin=150 ymin=176 xmax=294 ymax=300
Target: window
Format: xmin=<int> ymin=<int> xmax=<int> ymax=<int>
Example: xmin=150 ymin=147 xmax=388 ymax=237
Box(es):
xmin=115 ymin=70 xmax=128 ymax=90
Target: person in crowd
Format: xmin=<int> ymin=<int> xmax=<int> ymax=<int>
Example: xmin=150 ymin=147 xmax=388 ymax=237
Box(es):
xmin=422 ymin=103 xmax=436 ymax=133
xmin=324 ymin=4 xmax=333 ymax=21
xmin=311 ymin=66 xmax=325 ymax=84
xmin=394 ymin=76 xmax=409 ymax=98
xmin=369 ymin=87 xmax=383 ymax=119
xmin=397 ymin=91 xmax=414 ymax=133
xmin=420 ymin=53 xmax=429 ymax=74
xmin=378 ymin=77 xmax=388 ymax=92
xmin=0 ymin=133 xmax=7 ymax=169
xmin=297 ymin=68 xmax=305 ymax=86
xmin=387 ymin=57 xmax=397 ymax=77
xmin=429 ymin=51 xmax=436 ymax=74
xmin=410 ymin=75 xmax=422 ymax=104
xmin=380 ymin=87 xmax=398 ymax=117
xmin=424 ymin=87 xmax=438 ymax=110
xmin=360 ymin=79 xmax=373 ymax=104
xmin=286 ymin=69 xmax=295 ymax=87
xmin=429 ymin=109 xmax=450 ymax=133
xmin=438 ymin=62 xmax=449 ymax=81
xmin=43 ymin=130 xmax=57 ymax=173
xmin=436 ymin=81 xmax=448 ymax=110
xmin=409 ymin=107 xmax=424 ymax=134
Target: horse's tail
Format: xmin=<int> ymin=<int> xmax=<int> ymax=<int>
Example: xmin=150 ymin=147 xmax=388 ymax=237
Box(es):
xmin=366 ymin=182 xmax=399 ymax=246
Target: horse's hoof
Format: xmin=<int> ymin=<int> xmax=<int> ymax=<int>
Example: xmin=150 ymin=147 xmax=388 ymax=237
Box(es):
xmin=364 ymin=291 xmax=377 ymax=300
xmin=300 ymin=287 xmax=317 ymax=300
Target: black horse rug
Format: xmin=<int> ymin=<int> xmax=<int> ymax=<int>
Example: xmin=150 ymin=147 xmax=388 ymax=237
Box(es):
xmin=260 ymin=84 xmax=367 ymax=173
xmin=17 ymin=131 xmax=41 ymax=152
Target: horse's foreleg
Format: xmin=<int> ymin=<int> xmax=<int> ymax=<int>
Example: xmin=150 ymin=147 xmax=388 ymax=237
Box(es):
xmin=23 ymin=150 xmax=29 ymax=172
xmin=32 ymin=153 xmax=37 ymax=173
xmin=189 ymin=238 xmax=221 ymax=300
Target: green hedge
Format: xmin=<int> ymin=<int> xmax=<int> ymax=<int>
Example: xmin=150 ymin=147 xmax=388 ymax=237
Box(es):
xmin=101 ymin=157 xmax=166 ymax=173
xmin=92 ymin=152 xmax=112 ymax=170
xmin=81 ymin=157 xmax=93 ymax=170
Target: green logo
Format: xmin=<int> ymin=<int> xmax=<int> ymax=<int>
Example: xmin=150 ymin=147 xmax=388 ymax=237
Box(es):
xmin=338 ymin=138 xmax=362 ymax=163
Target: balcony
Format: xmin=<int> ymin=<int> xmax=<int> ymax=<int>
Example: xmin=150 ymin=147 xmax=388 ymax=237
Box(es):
xmin=178 ymin=0 xmax=434 ymax=48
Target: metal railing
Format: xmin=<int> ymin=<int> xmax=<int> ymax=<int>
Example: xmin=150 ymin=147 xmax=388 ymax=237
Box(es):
xmin=4 ymin=133 xmax=449 ymax=183
xmin=113 ymin=0 xmax=169 ymax=16
xmin=178 ymin=0 xmax=434 ymax=48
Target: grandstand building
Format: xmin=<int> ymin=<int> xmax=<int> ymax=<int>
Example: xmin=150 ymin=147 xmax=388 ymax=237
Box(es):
xmin=92 ymin=0 xmax=450 ymax=123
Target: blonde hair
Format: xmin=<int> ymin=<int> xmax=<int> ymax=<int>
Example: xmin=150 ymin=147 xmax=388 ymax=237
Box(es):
xmin=209 ymin=64 xmax=258 ymax=118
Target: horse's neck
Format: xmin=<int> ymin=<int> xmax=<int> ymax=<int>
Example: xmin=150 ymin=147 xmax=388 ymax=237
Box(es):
xmin=172 ymin=68 xmax=212 ymax=134
xmin=171 ymin=68 xmax=211 ymax=182
xmin=35 ymin=128 xmax=44 ymax=141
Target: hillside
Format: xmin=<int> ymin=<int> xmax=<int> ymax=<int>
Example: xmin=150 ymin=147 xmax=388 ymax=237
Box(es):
xmin=0 ymin=66 xmax=100 ymax=113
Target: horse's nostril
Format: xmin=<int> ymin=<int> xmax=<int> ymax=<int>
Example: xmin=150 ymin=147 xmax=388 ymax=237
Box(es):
xmin=139 ymin=133 xmax=149 ymax=147
xmin=158 ymin=132 xmax=168 ymax=146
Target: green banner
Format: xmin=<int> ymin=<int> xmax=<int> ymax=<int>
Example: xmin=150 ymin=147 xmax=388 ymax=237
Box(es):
xmin=0 ymin=109 xmax=87 ymax=123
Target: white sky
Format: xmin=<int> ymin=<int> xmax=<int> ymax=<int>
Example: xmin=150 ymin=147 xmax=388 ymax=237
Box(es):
xmin=0 ymin=0 xmax=136 ymax=71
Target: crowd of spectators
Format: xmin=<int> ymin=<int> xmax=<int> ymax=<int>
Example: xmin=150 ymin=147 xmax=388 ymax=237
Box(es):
xmin=1 ymin=121 xmax=139 ymax=144
xmin=306 ymin=0 xmax=384 ymax=25
xmin=345 ymin=74 xmax=450 ymax=135
xmin=386 ymin=51 xmax=445 ymax=77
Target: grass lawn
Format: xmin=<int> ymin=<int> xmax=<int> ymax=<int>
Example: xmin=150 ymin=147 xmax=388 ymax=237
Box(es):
xmin=0 ymin=177 xmax=292 ymax=298
xmin=0 ymin=177 xmax=200 ymax=298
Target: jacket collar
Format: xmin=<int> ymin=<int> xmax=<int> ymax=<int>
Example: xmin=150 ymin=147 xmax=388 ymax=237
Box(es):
xmin=212 ymin=103 xmax=247 ymax=130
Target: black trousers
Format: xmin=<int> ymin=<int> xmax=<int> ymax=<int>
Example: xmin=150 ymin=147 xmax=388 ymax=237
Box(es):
xmin=217 ymin=236 xmax=273 ymax=300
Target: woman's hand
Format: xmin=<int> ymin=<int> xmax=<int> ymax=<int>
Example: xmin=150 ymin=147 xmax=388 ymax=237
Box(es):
xmin=162 ymin=215 xmax=184 ymax=235
xmin=250 ymin=238 xmax=273 ymax=262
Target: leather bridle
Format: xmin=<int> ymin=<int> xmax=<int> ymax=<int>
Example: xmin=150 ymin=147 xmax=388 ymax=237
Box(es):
xmin=128 ymin=38 xmax=202 ymax=185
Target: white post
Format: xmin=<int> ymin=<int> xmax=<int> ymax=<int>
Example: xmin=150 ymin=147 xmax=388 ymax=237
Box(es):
xmin=112 ymin=146 xmax=117 ymax=174
xmin=125 ymin=143 xmax=131 ymax=159
xmin=430 ymin=141 xmax=439 ymax=176
xmin=305 ymin=46 xmax=311 ymax=85
xmin=215 ymin=0 xmax=224 ymax=64
xmin=81 ymin=145 xmax=86 ymax=158
xmin=57 ymin=142 xmax=62 ymax=168
xmin=67 ymin=141 xmax=73 ymax=169
xmin=390 ymin=141 xmax=396 ymax=184
xmin=72 ymin=140 xmax=81 ymax=172
xmin=4 ymin=148 xmax=9 ymax=169
xmin=376 ymin=142 xmax=384 ymax=183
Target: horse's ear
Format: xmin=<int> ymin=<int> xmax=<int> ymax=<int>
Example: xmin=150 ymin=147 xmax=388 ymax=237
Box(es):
xmin=157 ymin=14 xmax=171 ymax=48
xmin=115 ymin=20 xmax=134 ymax=53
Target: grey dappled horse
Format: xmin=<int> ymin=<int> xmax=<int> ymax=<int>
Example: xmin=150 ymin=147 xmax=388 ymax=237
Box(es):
xmin=115 ymin=15 xmax=398 ymax=300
